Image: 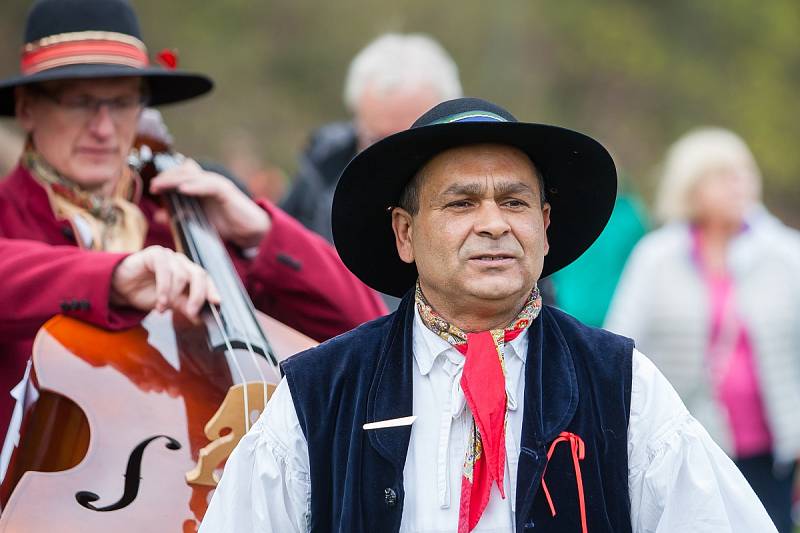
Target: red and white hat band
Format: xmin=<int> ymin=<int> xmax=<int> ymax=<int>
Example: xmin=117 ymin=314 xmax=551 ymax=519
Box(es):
xmin=21 ymin=31 xmax=149 ymax=75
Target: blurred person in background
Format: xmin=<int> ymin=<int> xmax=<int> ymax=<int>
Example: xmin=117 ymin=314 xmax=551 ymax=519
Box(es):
xmin=280 ymin=32 xmax=463 ymax=244
xmin=605 ymin=127 xmax=800 ymax=533
xmin=551 ymin=175 xmax=648 ymax=326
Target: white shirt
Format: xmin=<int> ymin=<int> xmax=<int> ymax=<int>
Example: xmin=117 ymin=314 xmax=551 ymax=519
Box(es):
xmin=200 ymin=310 xmax=776 ymax=532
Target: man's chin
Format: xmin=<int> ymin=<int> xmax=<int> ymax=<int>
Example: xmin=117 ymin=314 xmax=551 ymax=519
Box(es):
xmin=464 ymin=280 xmax=531 ymax=302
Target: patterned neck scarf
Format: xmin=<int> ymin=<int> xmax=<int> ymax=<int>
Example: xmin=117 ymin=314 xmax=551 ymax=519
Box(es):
xmin=24 ymin=147 xmax=147 ymax=252
xmin=415 ymin=282 xmax=542 ymax=533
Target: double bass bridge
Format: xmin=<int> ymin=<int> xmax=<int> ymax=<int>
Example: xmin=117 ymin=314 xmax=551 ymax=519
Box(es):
xmin=185 ymin=381 xmax=275 ymax=487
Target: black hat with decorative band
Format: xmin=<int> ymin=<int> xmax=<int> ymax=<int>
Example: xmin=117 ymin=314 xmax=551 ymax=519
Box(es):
xmin=0 ymin=0 xmax=213 ymax=116
xmin=331 ymin=97 xmax=618 ymax=298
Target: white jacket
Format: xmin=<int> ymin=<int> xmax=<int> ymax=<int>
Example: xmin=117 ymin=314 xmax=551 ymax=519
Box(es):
xmin=605 ymin=208 xmax=800 ymax=463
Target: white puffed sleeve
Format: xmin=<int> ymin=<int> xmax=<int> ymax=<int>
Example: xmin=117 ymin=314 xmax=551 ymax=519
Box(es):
xmin=199 ymin=378 xmax=311 ymax=533
xmin=627 ymin=350 xmax=776 ymax=532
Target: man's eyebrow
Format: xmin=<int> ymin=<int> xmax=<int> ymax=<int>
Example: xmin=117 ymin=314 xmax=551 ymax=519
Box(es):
xmin=494 ymin=181 xmax=534 ymax=196
xmin=439 ymin=180 xmax=534 ymax=197
xmin=440 ymin=182 xmax=485 ymax=197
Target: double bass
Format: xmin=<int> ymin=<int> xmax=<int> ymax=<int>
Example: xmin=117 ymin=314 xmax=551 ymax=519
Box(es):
xmin=0 ymin=137 xmax=316 ymax=531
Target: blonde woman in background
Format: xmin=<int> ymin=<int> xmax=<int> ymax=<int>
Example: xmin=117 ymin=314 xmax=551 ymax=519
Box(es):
xmin=605 ymin=128 xmax=800 ymax=532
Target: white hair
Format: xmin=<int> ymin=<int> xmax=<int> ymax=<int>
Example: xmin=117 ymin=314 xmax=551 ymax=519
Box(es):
xmin=343 ymin=33 xmax=462 ymax=112
xmin=655 ymin=127 xmax=762 ymax=223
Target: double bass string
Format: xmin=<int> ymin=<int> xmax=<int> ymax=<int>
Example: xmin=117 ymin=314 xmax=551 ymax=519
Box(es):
xmin=147 ymin=145 xmax=275 ymax=429
xmin=168 ymin=193 xmax=250 ymax=431
xmin=188 ymin=191 xmax=282 ymax=376
xmin=174 ymin=189 xmax=281 ymax=407
xmin=170 ymin=191 xmax=272 ymax=430
xmin=168 ymin=192 xmax=254 ymax=432
xmin=176 ymin=192 xmax=272 ymax=411
xmin=208 ymin=304 xmax=255 ymax=432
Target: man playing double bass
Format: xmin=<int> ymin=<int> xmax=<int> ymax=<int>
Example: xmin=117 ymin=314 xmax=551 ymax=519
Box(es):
xmin=0 ymin=0 xmax=386 ymax=436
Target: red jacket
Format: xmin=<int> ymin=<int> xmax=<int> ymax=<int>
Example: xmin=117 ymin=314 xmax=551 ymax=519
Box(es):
xmin=0 ymin=165 xmax=386 ymax=431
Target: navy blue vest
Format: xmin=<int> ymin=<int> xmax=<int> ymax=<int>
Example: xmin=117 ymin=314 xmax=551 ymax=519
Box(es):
xmin=282 ymin=292 xmax=634 ymax=532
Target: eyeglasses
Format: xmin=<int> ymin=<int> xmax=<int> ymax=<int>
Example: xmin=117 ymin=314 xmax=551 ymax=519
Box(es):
xmin=32 ymin=86 xmax=148 ymax=123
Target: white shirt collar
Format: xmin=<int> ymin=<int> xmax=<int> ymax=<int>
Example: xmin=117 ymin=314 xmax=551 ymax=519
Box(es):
xmin=412 ymin=305 xmax=529 ymax=377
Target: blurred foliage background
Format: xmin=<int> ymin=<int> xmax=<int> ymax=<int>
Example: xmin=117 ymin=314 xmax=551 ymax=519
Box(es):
xmin=1 ymin=0 xmax=798 ymax=223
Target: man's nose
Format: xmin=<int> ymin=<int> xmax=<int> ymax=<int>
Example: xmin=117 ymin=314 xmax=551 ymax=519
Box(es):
xmin=474 ymin=202 xmax=511 ymax=238
xmin=87 ymin=104 xmax=116 ymax=137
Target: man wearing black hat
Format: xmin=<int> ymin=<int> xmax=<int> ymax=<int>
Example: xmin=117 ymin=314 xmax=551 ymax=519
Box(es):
xmin=0 ymin=0 xmax=385 ymax=435
xmin=202 ymin=98 xmax=776 ymax=532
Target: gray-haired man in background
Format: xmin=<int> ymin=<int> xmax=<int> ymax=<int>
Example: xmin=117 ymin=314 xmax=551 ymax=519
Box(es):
xmin=280 ymin=33 xmax=463 ymax=244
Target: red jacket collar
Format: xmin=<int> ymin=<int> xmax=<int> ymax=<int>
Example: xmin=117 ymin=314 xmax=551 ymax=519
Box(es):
xmin=5 ymin=163 xmax=64 ymax=229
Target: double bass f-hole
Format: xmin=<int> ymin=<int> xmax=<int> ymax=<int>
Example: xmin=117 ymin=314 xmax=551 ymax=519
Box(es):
xmin=75 ymin=435 xmax=182 ymax=512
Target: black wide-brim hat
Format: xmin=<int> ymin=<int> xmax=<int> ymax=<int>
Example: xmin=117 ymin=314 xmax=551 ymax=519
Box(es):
xmin=332 ymin=97 xmax=618 ymax=297
xmin=0 ymin=0 xmax=213 ymax=116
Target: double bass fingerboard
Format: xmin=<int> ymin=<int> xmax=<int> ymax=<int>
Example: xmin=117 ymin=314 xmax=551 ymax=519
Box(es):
xmin=153 ymin=152 xmax=278 ymax=368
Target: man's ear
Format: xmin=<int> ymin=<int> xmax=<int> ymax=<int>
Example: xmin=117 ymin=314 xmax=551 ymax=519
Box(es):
xmin=542 ymin=202 xmax=551 ymax=256
xmin=391 ymin=207 xmax=415 ymax=264
xmin=15 ymin=87 xmax=36 ymax=133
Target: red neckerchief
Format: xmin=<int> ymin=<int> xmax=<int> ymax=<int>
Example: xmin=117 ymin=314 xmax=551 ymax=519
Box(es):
xmin=415 ymin=282 xmax=541 ymax=532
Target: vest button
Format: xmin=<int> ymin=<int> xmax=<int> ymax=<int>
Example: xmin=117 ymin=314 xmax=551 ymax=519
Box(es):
xmin=384 ymin=487 xmax=397 ymax=507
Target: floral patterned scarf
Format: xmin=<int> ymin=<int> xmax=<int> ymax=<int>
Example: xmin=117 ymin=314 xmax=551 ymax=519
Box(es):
xmin=24 ymin=147 xmax=146 ymax=252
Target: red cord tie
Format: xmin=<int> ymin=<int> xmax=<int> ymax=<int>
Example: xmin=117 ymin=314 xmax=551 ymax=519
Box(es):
xmin=540 ymin=431 xmax=588 ymax=533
